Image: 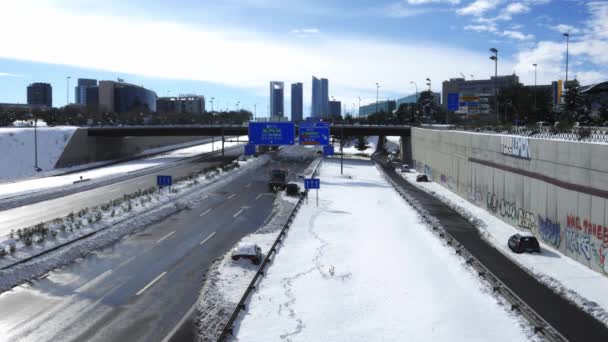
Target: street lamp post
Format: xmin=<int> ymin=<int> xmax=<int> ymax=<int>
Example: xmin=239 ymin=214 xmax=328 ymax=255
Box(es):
xmin=254 ymin=103 xmax=257 ymax=120
xmin=490 ymin=48 xmax=499 ymax=124
xmin=66 ymin=76 xmax=71 ymax=106
xmin=533 ymin=63 xmax=538 ymax=110
xmin=357 ymin=97 xmax=361 ymax=117
xmin=375 ymin=83 xmax=380 ymax=114
xmin=410 ymin=81 xmax=418 ymax=102
xmin=425 ymin=78 xmax=431 ymax=92
xmin=564 ymin=33 xmax=570 ymax=89
xmin=210 ymin=97 xmax=215 ymax=112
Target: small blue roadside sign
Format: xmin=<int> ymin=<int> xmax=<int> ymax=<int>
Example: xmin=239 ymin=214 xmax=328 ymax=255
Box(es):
xmin=248 ymin=122 xmax=295 ymax=146
xmin=447 ymin=93 xmax=459 ymax=111
xmin=244 ymin=144 xmax=256 ymax=155
xmin=299 ymin=126 xmax=330 ymax=146
xmin=304 ymin=178 xmax=320 ymax=190
xmin=323 ymin=145 xmax=334 ymax=156
xmin=157 ymin=175 xmax=172 ymax=187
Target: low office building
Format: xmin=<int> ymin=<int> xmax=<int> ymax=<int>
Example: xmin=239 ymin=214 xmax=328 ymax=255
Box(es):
xmin=442 ymin=75 xmax=520 ymax=113
xmin=359 ymin=100 xmax=396 ymax=117
xmin=27 ymin=83 xmax=52 ymax=108
xmin=99 ymin=80 xmax=157 ymax=113
xmin=157 ymin=95 xmax=205 ymax=115
xmin=329 ymin=100 xmax=341 ymax=118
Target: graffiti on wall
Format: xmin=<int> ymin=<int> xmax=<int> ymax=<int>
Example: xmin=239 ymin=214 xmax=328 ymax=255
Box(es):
xmin=486 ymin=192 xmax=537 ymax=230
xmin=565 ymin=214 xmax=608 ymax=273
xmin=467 ymin=186 xmax=483 ymax=204
xmin=538 ymin=215 xmax=561 ymax=248
xmin=440 ymin=174 xmax=456 ymax=190
xmin=501 ymin=136 xmax=531 ymax=159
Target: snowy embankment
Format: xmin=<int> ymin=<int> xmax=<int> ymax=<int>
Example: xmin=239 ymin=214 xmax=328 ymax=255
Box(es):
xmin=229 ymin=159 xmax=536 ymax=341
xmin=0 ymin=139 xmax=245 ymax=211
xmin=332 ymin=136 xmax=379 ymax=156
xmin=399 ymin=170 xmax=608 ymax=327
xmin=0 ymin=154 xmax=268 ymax=292
xmin=0 ymin=127 xmax=77 ymax=181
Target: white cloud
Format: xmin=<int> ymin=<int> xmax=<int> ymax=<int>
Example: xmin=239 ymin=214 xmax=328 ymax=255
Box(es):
xmin=501 ymin=30 xmax=534 ymax=40
xmin=406 ymin=0 xmax=460 ymax=4
xmin=464 ymin=24 xmax=497 ymax=32
xmin=0 ymin=72 xmax=22 ymax=77
xmin=456 ymin=0 xmax=501 ymax=16
xmin=290 ymin=28 xmax=320 ymax=34
xmin=0 ymin=0 xmax=515 ymax=105
xmin=551 ymin=24 xmax=581 ymax=34
xmin=574 ymin=70 xmax=607 ymax=85
xmin=504 ymin=2 xmax=529 ymax=15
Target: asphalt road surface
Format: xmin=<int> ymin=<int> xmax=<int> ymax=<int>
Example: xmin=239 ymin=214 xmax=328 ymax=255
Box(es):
xmin=0 ymin=146 xmax=243 ymax=237
xmin=376 ymin=156 xmax=608 ymax=342
xmin=0 ymin=153 xmax=311 ymax=342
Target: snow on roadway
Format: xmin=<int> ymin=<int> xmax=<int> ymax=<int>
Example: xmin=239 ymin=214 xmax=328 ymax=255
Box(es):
xmin=400 ymin=170 xmax=608 ymax=327
xmin=232 ymin=159 xmax=534 ymax=341
xmin=0 ymin=127 xmax=77 ymax=181
xmin=0 ymin=137 xmax=246 ymax=200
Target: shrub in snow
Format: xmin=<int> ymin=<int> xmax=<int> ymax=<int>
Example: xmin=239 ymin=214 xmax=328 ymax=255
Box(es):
xmin=50 ymin=230 xmax=58 ymax=239
xmin=0 ymin=248 xmax=7 ymax=258
xmin=9 ymin=244 xmax=16 ymax=254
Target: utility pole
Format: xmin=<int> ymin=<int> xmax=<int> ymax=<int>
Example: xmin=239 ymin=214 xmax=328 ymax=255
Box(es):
xmin=490 ymin=48 xmax=499 ymax=124
xmin=66 ymin=76 xmax=71 ymax=106
xmin=210 ymin=97 xmax=215 ymax=112
xmin=410 ymin=81 xmax=418 ymax=102
xmin=564 ymin=33 xmax=570 ymax=89
xmin=375 ymin=83 xmax=380 ymax=114
xmin=533 ymin=63 xmax=538 ymax=110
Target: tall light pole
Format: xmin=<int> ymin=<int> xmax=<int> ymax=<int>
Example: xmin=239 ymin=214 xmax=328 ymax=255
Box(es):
xmin=425 ymin=78 xmax=431 ymax=92
xmin=254 ymin=103 xmax=257 ymax=120
xmin=426 ymin=78 xmax=433 ymax=123
xmin=66 ymin=76 xmax=71 ymax=106
xmin=210 ymin=97 xmax=215 ymax=112
xmin=490 ymin=48 xmax=499 ymax=123
xmin=357 ymin=97 xmax=361 ymax=117
xmin=533 ymin=63 xmax=538 ymax=110
xmin=410 ymin=81 xmax=418 ymax=102
xmin=235 ymin=101 xmax=240 ymax=111
xmin=564 ymin=33 xmax=570 ymax=89
xmin=375 ymin=82 xmax=380 ymax=114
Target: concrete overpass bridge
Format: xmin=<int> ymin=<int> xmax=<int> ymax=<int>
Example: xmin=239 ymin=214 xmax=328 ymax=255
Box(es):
xmin=86 ymin=124 xmax=413 ymax=163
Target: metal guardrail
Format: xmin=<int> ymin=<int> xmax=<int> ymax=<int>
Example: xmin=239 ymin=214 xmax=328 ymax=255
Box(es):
xmin=376 ymin=163 xmax=568 ymax=342
xmin=217 ymin=158 xmax=322 ymax=341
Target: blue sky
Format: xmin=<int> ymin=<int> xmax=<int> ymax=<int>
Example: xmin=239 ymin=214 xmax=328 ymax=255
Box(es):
xmin=1 ymin=0 xmax=606 ymax=118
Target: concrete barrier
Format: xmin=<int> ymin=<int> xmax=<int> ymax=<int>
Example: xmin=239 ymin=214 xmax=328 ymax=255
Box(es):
xmin=412 ymin=127 xmax=608 ymax=276
xmin=55 ymin=128 xmax=210 ymax=168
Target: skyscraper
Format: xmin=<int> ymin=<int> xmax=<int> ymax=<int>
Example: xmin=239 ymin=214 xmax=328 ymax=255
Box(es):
xmin=27 ymin=83 xmax=52 ymax=107
xmin=270 ymin=81 xmax=284 ymax=119
xmin=291 ymin=83 xmax=303 ymax=122
xmin=329 ymin=100 xmax=342 ymax=118
xmin=311 ymin=76 xmax=329 ymax=118
xmin=75 ymin=78 xmax=98 ymax=106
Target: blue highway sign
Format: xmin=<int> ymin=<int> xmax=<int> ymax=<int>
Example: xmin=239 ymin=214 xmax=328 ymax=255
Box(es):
xmin=299 ymin=126 xmax=330 ymax=146
xmin=249 ymin=122 xmax=295 ymax=146
xmin=244 ymin=144 xmax=256 ymax=155
xmin=157 ymin=175 xmax=172 ymax=187
xmin=447 ymin=93 xmax=459 ymax=111
xmin=323 ymin=145 xmax=334 ymax=156
xmin=304 ymin=178 xmax=320 ymax=190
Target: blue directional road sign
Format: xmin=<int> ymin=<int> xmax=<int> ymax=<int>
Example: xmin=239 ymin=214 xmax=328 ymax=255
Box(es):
xmin=447 ymin=93 xmax=459 ymax=111
xmin=248 ymin=122 xmax=295 ymax=146
xmin=323 ymin=145 xmax=334 ymax=156
xmin=304 ymin=178 xmax=320 ymax=190
xmin=157 ymin=175 xmax=172 ymax=187
xmin=299 ymin=126 xmax=330 ymax=146
xmin=244 ymin=144 xmax=256 ymax=155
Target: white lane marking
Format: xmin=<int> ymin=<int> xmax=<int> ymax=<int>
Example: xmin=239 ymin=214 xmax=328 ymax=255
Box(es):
xmin=117 ymin=256 xmax=136 ymax=268
xmin=160 ymin=303 xmax=198 ymax=342
xmin=156 ymin=231 xmax=176 ymax=244
xmin=256 ymin=193 xmax=274 ymax=200
xmin=200 ymin=232 xmax=216 ymax=245
xmin=76 ymin=269 xmax=113 ymax=293
xmin=227 ymin=193 xmax=236 ymax=199
xmin=233 ymin=208 xmax=245 ymax=218
xmin=199 ymin=208 xmax=212 ymax=217
xmin=255 ymin=193 xmax=263 ymax=200
xmin=136 ymin=271 xmax=167 ymax=296
xmin=136 ymin=180 xmax=148 ymax=185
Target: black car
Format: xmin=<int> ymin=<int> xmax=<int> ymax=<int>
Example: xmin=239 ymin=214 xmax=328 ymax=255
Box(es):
xmin=416 ymin=174 xmax=429 ymax=182
xmin=508 ymin=234 xmax=541 ymax=254
xmin=285 ymin=182 xmax=301 ymax=196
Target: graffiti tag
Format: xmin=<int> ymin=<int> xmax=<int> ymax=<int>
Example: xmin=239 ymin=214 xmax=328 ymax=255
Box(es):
xmin=538 ymin=215 xmax=561 ymax=248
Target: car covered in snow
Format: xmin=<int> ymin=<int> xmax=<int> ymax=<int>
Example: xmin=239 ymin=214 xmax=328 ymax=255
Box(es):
xmin=232 ymin=243 xmax=263 ymax=265
xmin=508 ymin=234 xmax=541 ymax=254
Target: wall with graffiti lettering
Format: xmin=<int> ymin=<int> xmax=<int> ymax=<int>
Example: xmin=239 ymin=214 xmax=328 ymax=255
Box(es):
xmin=412 ymin=127 xmax=608 ymax=276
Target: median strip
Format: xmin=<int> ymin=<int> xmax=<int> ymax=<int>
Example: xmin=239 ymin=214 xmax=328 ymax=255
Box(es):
xmin=136 ymin=271 xmax=167 ymax=296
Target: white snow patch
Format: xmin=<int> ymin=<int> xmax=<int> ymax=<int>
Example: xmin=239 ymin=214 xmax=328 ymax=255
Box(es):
xmin=399 ymin=170 xmax=608 ymax=327
xmin=0 ymin=127 xmax=77 ymax=181
xmin=231 ymin=160 xmax=534 ymax=341
xmin=333 ymin=136 xmax=378 ymax=156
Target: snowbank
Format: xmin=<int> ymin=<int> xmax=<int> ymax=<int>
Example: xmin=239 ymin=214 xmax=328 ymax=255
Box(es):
xmin=0 ymin=127 xmax=77 ymax=181
xmin=332 ymin=136 xmax=378 ymax=156
xmin=399 ymin=170 xmax=608 ymax=327
xmin=0 ymin=155 xmax=269 ymax=292
xmin=231 ymin=160 xmax=535 ymax=341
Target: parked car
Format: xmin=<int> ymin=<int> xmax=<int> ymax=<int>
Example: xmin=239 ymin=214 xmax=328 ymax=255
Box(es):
xmin=416 ymin=174 xmax=429 ymax=182
xmin=285 ymin=182 xmax=301 ymax=196
xmin=401 ymin=164 xmax=409 ymax=173
xmin=232 ymin=243 xmax=263 ymax=265
xmin=508 ymin=234 xmax=541 ymax=254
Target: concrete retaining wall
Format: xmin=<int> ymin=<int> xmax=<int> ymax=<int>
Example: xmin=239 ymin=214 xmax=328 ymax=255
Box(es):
xmin=412 ymin=127 xmax=608 ymax=276
xmin=55 ymin=128 xmax=209 ymax=168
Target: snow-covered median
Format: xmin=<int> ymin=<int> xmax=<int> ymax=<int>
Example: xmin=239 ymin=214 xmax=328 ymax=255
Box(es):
xmin=399 ymin=170 xmax=608 ymax=327
xmin=0 ymin=155 xmax=268 ymax=292
xmin=228 ymin=159 xmax=535 ymax=341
